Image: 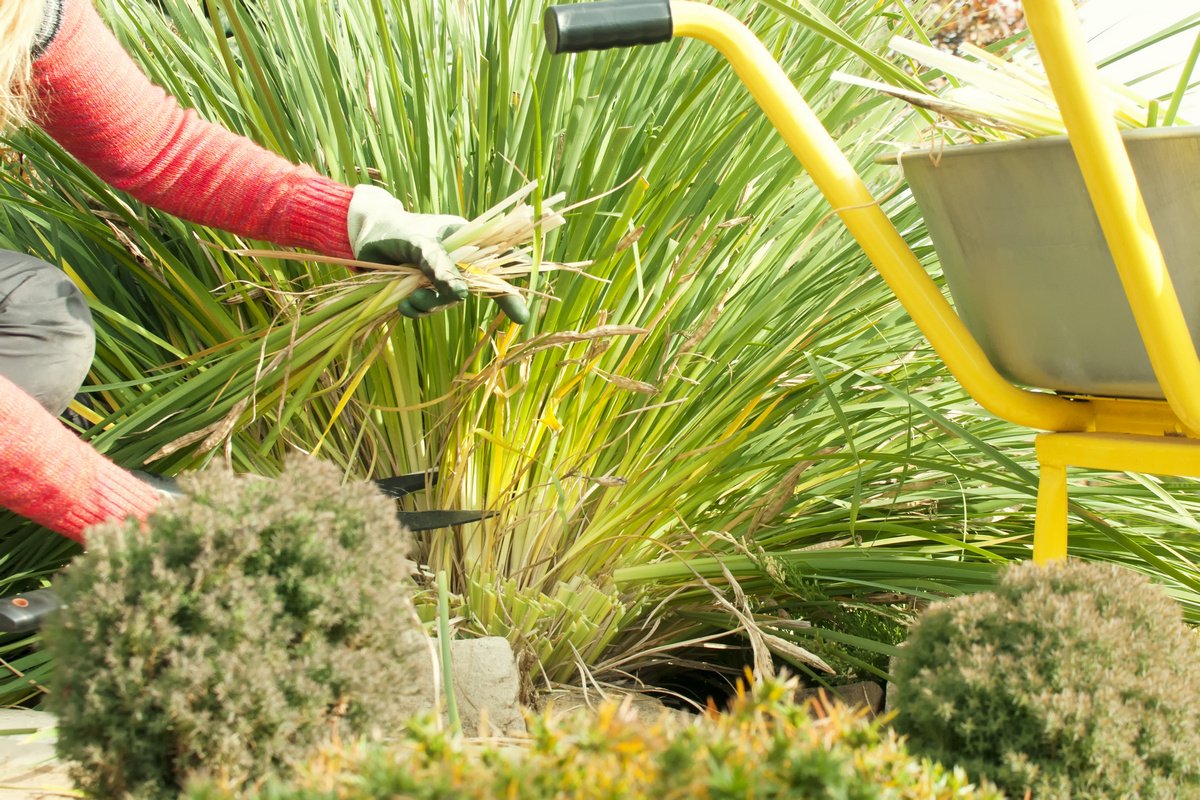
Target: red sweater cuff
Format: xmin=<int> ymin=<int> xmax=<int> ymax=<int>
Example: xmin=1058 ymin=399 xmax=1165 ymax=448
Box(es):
xmin=0 ymin=375 xmax=160 ymax=543
xmin=277 ymin=176 xmax=355 ymax=258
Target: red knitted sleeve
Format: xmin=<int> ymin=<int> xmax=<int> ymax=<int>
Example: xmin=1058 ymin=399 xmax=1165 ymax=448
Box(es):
xmin=31 ymin=0 xmax=354 ymax=258
xmin=0 ymin=374 xmax=160 ymax=543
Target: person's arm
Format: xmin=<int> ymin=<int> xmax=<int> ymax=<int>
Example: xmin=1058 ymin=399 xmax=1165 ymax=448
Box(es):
xmin=31 ymin=0 xmax=531 ymax=321
xmin=31 ymin=0 xmax=354 ymax=258
xmin=0 ymin=374 xmax=159 ymax=542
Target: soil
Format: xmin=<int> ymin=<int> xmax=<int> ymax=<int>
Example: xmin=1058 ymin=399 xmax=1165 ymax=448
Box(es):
xmin=535 ymin=685 xmax=698 ymax=725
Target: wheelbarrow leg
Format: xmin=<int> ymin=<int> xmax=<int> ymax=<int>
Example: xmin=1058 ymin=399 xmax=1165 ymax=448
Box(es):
xmin=1033 ymin=432 xmax=1200 ymax=565
xmin=1033 ymin=457 xmax=1069 ymax=565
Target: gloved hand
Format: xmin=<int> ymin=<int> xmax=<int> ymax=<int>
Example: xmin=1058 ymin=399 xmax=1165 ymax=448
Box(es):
xmin=347 ymin=185 xmax=530 ymax=323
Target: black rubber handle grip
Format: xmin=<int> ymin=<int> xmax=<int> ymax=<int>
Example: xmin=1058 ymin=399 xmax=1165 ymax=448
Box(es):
xmin=544 ymin=0 xmax=673 ymax=54
xmin=0 ymin=588 xmax=61 ymax=635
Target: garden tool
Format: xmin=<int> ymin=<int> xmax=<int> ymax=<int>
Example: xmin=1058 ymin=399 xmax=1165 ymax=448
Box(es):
xmin=375 ymin=470 xmax=495 ymax=531
xmin=543 ymin=0 xmax=1200 ymax=565
xmin=0 ymin=469 xmax=489 ymax=634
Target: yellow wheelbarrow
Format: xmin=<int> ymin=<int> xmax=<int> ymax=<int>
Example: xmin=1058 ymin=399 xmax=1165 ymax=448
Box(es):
xmin=544 ymin=0 xmax=1200 ymax=564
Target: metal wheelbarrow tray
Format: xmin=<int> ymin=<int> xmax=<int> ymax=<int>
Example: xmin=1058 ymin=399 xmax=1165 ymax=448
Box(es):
xmin=901 ymin=126 xmax=1200 ymax=400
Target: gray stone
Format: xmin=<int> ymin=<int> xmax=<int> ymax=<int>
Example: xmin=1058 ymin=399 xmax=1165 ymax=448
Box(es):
xmin=538 ymin=685 xmax=696 ymax=725
xmin=389 ymin=622 xmax=441 ymax=723
xmin=799 ymin=680 xmax=885 ymax=718
xmin=0 ymin=709 xmax=70 ymax=800
xmin=442 ymin=637 xmax=525 ymax=736
xmin=885 ymin=655 xmax=898 ymax=714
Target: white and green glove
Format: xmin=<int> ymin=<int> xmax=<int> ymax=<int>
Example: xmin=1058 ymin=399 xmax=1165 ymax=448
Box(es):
xmin=347 ymin=185 xmax=529 ymax=323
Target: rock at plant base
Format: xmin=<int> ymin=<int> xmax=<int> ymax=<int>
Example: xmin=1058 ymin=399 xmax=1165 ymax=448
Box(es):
xmin=0 ymin=708 xmax=70 ymax=800
xmin=799 ymin=681 xmax=885 ymax=717
xmin=885 ymin=655 xmax=898 ymax=713
xmin=537 ymin=685 xmax=697 ymax=725
xmin=443 ymin=637 xmax=526 ymax=736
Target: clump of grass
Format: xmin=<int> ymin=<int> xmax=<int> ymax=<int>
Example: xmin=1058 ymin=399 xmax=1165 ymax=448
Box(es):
xmin=13 ymin=0 xmax=1200 ymax=714
xmin=141 ymin=183 xmax=591 ymax=464
xmin=836 ymin=26 xmax=1198 ymax=140
xmin=187 ymin=673 xmax=1003 ymax=800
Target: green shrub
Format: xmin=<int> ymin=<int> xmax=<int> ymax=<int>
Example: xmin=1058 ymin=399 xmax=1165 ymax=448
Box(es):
xmin=894 ymin=559 xmax=1200 ymax=799
xmin=187 ymin=674 xmax=1001 ymax=800
xmin=44 ymin=456 xmax=431 ymax=799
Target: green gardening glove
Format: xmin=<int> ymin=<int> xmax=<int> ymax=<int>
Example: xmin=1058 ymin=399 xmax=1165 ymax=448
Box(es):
xmin=347 ymin=185 xmax=530 ymax=323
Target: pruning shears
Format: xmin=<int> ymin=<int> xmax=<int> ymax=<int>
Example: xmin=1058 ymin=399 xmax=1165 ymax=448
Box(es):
xmin=0 ymin=469 xmax=488 ymax=635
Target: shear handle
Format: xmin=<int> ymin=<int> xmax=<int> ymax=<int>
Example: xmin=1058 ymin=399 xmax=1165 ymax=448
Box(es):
xmin=0 ymin=589 xmax=61 ymax=635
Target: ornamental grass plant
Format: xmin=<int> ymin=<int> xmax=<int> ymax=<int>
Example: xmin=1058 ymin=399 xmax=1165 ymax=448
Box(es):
xmin=3 ymin=0 xmax=1200 ymax=708
xmin=835 ymin=5 xmax=1200 ymax=140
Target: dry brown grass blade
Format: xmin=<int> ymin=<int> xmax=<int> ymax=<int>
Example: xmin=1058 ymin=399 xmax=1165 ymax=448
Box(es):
xmin=148 ymin=398 xmax=249 ymax=463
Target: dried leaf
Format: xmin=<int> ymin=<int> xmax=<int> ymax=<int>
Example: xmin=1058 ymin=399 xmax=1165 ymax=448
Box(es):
xmin=615 ymin=225 xmax=645 ymax=253
xmin=583 ymin=475 xmax=628 ymax=488
xmin=594 ymin=369 xmax=658 ymax=395
xmin=147 ymin=398 xmax=249 ymax=463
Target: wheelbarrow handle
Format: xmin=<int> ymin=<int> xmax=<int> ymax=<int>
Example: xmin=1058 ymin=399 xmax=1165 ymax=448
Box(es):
xmin=544 ymin=0 xmax=672 ymax=54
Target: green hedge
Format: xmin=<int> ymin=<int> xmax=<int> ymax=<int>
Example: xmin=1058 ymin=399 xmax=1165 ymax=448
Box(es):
xmin=187 ymin=675 xmax=1001 ymax=800
xmin=894 ymin=559 xmax=1200 ymax=799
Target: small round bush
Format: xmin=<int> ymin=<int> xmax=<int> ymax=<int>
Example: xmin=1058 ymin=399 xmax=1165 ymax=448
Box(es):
xmin=45 ymin=456 xmax=432 ymax=799
xmin=894 ymin=559 xmax=1200 ymax=799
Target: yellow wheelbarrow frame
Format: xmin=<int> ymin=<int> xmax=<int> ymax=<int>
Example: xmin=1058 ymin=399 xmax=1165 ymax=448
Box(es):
xmin=545 ymin=0 xmax=1200 ymax=564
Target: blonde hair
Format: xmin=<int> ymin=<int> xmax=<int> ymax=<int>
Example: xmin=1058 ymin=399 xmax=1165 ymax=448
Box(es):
xmin=0 ymin=0 xmax=46 ymax=133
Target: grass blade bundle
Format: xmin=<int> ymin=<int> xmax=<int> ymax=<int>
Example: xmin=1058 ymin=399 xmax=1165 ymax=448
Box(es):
xmin=133 ymin=184 xmax=579 ymax=461
xmin=836 ymin=18 xmax=1200 ymax=142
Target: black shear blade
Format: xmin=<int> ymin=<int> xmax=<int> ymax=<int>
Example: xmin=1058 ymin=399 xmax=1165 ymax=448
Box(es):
xmin=396 ymin=509 xmax=493 ymax=531
xmin=374 ymin=470 xmax=439 ymax=498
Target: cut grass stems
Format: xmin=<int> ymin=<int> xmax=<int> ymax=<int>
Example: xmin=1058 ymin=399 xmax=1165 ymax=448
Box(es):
xmin=222 ymin=181 xmax=581 ymax=314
